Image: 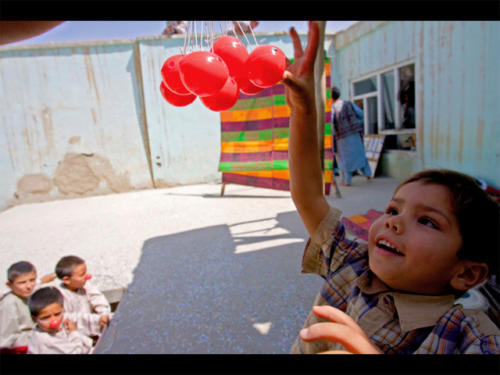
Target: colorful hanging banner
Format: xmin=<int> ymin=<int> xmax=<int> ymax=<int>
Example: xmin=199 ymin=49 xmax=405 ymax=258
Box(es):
xmin=219 ymin=58 xmax=333 ymax=194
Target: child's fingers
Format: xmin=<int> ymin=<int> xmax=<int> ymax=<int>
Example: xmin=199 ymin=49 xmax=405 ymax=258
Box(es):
xmin=311 ymin=305 xmax=365 ymax=335
xmin=300 ymin=322 xmax=380 ymax=354
xmin=301 ymin=21 xmax=319 ymax=75
xmin=282 ymin=71 xmax=303 ymax=92
xmin=289 ymin=27 xmax=304 ymax=60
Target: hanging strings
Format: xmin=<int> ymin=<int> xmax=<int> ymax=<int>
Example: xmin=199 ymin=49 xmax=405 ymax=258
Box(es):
xmin=182 ymin=21 xmax=259 ymax=54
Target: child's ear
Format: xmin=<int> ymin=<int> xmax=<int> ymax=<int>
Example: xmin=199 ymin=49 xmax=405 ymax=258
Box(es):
xmin=450 ymin=261 xmax=489 ymax=291
xmin=6 ymin=281 xmax=12 ymax=289
xmin=62 ymin=276 xmax=71 ymax=286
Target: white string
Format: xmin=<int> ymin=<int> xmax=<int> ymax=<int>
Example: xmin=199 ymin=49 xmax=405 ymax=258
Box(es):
xmin=183 ymin=21 xmax=190 ymax=55
xmin=248 ymin=22 xmax=259 ymax=48
xmin=236 ymin=21 xmax=251 ymax=47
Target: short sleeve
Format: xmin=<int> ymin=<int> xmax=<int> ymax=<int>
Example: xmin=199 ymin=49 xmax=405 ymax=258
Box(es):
xmin=301 ymin=206 xmax=342 ymax=277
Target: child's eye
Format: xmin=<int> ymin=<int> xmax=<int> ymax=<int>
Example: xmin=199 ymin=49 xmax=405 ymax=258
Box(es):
xmin=385 ymin=207 xmax=398 ymax=215
xmin=418 ymin=217 xmax=439 ymax=229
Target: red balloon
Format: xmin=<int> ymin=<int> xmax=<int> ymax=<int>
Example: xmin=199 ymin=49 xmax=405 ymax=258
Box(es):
xmin=49 ymin=319 xmax=61 ymax=329
xmin=247 ymin=45 xmax=286 ymax=88
xmin=159 ymin=82 xmax=196 ymax=107
xmin=239 ymin=74 xmax=265 ymax=95
xmin=179 ymin=51 xmax=229 ymax=97
xmin=211 ymin=36 xmax=249 ymax=86
xmin=200 ymin=77 xmax=239 ymax=112
xmin=161 ymin=55 xmax=191 ymax=95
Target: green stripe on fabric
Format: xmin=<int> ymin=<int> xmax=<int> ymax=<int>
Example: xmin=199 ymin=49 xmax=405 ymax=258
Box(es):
xmin=273 ymin=95 xmax=287 ymax=106
xmin=324 ymin=123 xmax=332 ymax=135
xmin=231 ymin=97 xmax=273 ymax=111
xmin=221 ymin=131 xmax=247 ymax=142
xmin=218 ymin=161 xmax=272 ymax=172
xmin=273 ymin=128 xmax=289 ymax=139
xmin=219 ymin=160 xmax=290 ymax=172
xmin=221 ymin=129 xmax=278 ymax=142
xmin=324 ymin=160 xmax=333 ymax=170
xmin=271 ymin=160 xmax=289 ymax=170
xmin=326 ymin=90 xmax=331 ymax=99
xmin=221 ymin=129 xmax=290 ymax=142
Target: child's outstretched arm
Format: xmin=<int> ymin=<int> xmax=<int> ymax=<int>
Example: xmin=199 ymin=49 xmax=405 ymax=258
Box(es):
xmin=282 ymin=21 xmax=330 ymax=237
xmin=299 ymin=305 xmax=382 ymax=354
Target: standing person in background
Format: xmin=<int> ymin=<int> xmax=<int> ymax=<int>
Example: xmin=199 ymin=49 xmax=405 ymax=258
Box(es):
xmin=162 ymin=21 xmax=188 ymax=36
xmin=331 ymin=87 xmax=372 ymax=186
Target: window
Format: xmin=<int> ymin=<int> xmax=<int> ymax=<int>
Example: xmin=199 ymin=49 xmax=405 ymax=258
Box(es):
xmin=352 ymin=63 xmax=416 ymax=151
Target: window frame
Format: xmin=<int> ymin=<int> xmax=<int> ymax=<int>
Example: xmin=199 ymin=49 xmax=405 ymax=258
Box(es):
xmin=351 ymin=60 xmax=417 ymax=140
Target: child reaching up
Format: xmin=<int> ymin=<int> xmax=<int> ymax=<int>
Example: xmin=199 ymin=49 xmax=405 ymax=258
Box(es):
xmin=55 ymin=255 xmax=111 ymax=338
xmin=27 ymin=287 xmax=93 ymax=354
xmin=0 ymin=261 xmax=56 ymax=353
xmin=282 ymin=21 xmax=499 ymax=354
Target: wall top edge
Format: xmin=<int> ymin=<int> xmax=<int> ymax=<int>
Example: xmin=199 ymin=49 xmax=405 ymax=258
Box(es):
xmin=0 ymin=30 xmax=342 ymax=53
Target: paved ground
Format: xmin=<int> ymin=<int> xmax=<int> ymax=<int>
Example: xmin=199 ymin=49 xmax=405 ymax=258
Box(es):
xmin=0 ymin=175 xmax=401 ymax=354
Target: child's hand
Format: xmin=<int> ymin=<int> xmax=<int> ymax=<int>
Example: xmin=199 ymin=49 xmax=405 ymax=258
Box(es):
xmin=40 ymin=272 xmax=57 ymax=284
xmin=63 ymin=318 xmax=77 ymax=333
xmin=282 ymin=21 xmax=320 ymax=115
xmin=99 ymin=314 xmax=110 ymax=331
xmin=299 ymin=305 xmax=382 ymax=354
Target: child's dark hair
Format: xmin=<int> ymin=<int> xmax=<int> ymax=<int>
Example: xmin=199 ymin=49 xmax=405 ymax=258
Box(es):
xmin=7 ymin=261 xmax=36 ymax=282
xmin=331 ymin=87 xmax=341 ymax=100
xmin=397 ymin=169 xmax=499 ymax=276
xmin=29 ymin=287 xmax=64 ymax=318
xmin=55 ymin=255 xmax=85 ymax=279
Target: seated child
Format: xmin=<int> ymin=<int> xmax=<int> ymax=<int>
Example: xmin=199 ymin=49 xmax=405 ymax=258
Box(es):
xmin=27 ymin=287 xmax=93 ymax=354
xmin=282 ymin=21 xmax=500 ymax=354
xmin=55 ymin=255 xmax=111 ymax=338
xmin=0 ymin=261 xmax=56 ymax=353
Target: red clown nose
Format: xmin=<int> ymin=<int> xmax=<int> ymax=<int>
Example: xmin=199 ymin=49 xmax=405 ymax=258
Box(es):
xmin=49 ymin=318 xmax=61 ymax=329
xmin=84 ymin=274 xmax=92 ymax=280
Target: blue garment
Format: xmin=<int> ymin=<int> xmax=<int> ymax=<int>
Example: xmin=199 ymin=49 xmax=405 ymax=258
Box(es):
xmin=333 ymin=101 xmax=371 ymax=185
xmin=336 ymin=133 xmax=371 ymax=185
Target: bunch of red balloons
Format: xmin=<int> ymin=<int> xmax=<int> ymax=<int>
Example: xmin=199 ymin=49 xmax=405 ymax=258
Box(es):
xmin=159 ymin=36 xmax=287 ymax=112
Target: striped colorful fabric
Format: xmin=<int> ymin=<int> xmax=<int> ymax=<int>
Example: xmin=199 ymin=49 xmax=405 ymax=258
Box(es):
xmin=219 ymin=58 xmax=333 ymax=194
xmin=341 ymin=209 xmax=383 ymax=242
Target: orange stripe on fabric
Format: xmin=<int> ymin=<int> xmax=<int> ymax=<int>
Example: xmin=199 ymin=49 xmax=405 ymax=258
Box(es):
xmin=272 ymin=170 xmax=290 ymax=180
xmin=273 ymin=105 xmax=290 ymax=118
xmin=221 ymin=140 xmax=273 ymax=153
xmin=273 ymin=138 xmax=289 ymax=151
xmin=324 ymin=136 xmax=333 ymax=148
xmin=220 ymin=107 xmax=274 ymax=122
xmin=233 ymin=171 xmax=273 ymax=178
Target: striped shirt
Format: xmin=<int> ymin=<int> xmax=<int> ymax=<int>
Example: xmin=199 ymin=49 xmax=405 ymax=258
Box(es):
xmin=292 ymin=206 xmax=500 ymax=354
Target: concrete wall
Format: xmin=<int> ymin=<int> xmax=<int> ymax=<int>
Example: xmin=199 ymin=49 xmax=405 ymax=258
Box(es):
xmin=328 ymin=21 xmax=500 ymax=187
xmin=0 ymin=33 xmax=306 ymax=211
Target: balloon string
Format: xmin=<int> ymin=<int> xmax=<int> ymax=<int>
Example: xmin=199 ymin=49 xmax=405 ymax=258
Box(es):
xmin=248 ymin=23 xmax=259 ymax=48
xmin=183 ymin=21 xmax=190 ymax=54
xmin=236 ymin=21 xmax=251 ymax=49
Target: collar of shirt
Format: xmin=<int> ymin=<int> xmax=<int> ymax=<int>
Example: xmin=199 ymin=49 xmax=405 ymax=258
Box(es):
xmin=356 ymin=271 xmax=456 ymax=332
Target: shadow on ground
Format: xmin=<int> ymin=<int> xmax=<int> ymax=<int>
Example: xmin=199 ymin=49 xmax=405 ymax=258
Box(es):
xmin=95 ymin=210 xmax=323 ymax=354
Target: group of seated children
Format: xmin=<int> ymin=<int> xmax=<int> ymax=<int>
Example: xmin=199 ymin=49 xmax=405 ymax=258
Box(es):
xmin=0 ymin=255 xmax=112 ymax=354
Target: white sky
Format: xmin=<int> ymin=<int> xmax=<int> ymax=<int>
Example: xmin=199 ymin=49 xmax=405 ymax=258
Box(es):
xmin=8 ymin=21 xmax=358 ymax=47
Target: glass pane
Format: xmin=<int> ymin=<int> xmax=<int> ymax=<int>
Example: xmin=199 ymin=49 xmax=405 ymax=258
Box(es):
xmin=366 ymin=96 xmax=378 ymax=134
xmin=353 ymin=77 xmax=377 ymax=96
xmin=398 ymin=65 xmax=415 ymax=129
xmin=381 ymin=71 xmax=395 ymax=130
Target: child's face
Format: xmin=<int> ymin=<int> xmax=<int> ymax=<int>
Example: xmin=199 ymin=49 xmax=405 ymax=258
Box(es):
xmin=36 ymin=302 xmax=64 ymax=333
xmin=7 ymin=272 xmax=37 ymax=299
xmin=63 ymin=263 xmax=88 ymax=291
xmin=368 ymin=181 xmax=463 ymax=295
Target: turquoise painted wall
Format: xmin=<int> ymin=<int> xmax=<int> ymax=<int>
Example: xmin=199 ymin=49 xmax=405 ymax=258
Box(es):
xmin=0 ymin=33 xmax=306 ymax=211
xmin=328 ymin=21 xmax=500 ymax=187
